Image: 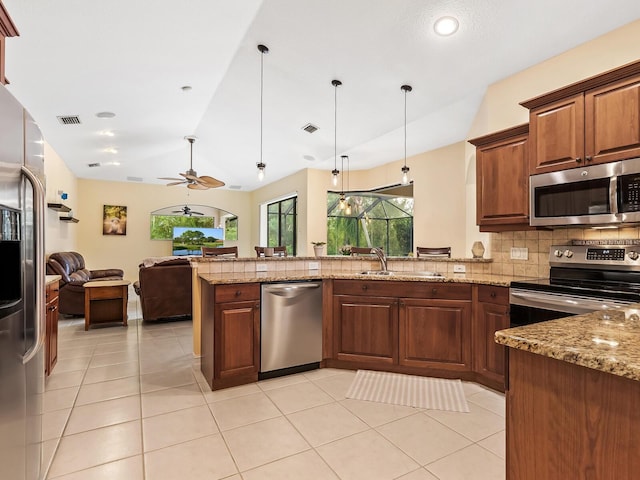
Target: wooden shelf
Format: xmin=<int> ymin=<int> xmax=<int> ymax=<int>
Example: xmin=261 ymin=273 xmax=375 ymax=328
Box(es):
xmin=48 ymin=203 xmax=71 ymax=213
xmin=59 ymin=217 xmax=79 ymax=223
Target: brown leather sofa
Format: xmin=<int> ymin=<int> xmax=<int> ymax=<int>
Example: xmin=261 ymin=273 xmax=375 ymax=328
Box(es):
xmin=133 ymin=257 xmax=192 ymax=322
xmin=46 ymin=251 xmax=125 ymax=316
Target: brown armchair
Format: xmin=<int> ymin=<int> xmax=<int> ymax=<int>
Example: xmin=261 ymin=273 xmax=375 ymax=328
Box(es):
xmin=133 ymin=257 xmax=192 ymax=322
xmin=46 ymin=251 xmax=124 ymax=316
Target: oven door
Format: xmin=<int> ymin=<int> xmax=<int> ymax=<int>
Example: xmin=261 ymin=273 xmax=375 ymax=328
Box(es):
xmin=509 ymin=288 xmax=635 ymax=327
xmin=530 ymin=162 xmax=618 ymax=226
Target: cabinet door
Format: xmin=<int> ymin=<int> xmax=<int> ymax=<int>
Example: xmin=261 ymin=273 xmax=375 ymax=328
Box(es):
xmin=214 ymin=300 xmax=260 ymax=379
xmin=529 ymin=94 xmax=585 ymax=174
xmin=476 ymin=131 xmax=529 ymax=229
xmin=333 ymin=295 xmax=398 ymax=365
xmin=399 ymin=298 xmax=471 ymax=372
xmin=474 ymin=301 xmax=509 ymax=385
xmin=585 ymin=75 xmax=640 ymax=164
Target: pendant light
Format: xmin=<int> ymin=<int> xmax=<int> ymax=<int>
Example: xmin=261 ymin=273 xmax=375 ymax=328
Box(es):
xmin=401 ymin=84 xmax=412 ymax=185
xmin=257 ymin=44 xmax=269 ymax=182
xmin=331 ymin=79 xmax=342 ymax=186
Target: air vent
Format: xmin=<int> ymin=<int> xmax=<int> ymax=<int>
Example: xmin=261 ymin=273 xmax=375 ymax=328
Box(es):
xmin=57 ymin=115 xmax=81 ymax=125
xmin=87 ymin=162 xmax=100 ymax=168
xmin=302 ymin=123 xmax=318 ymax=133
xmin=127 ymin=176 xmax=143 ymax=182
xmin=228 ymin=185 xmax=242 ymax=190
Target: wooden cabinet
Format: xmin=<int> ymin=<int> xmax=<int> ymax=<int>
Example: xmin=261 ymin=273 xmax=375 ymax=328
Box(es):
xmin=333 ymin=294 xmax=398 ymax=365
xmin=522 ymin=61 xmax=640 ymax=175
xmin=469 ymin=124 xmax=530 ymax=231
xmin=0 ymin=4 xmax=19 ymax=85
xmin=330 ymin=280 xmax=472 ymax=377
xmin=201 ymin=282 xmax=260 ymax=390
xmin=45 ymin=279 xmax=59 ymax=376
xmin=473 ymin=285 xmax=509 ymax=391
xmin=399 ymin=298 xmax=471 ymax=372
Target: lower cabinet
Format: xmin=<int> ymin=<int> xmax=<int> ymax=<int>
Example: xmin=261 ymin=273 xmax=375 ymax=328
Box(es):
xmin=331 ymin=280 xmax=473 ymax=378
xmin=45 ymin=279 xmax=59 ymax=376
xmin=201 ymin=281 xmax=260 ymax=390
xmin=333 ymin=295 xmax=398 ymax=365
xmin=473 ymin=285 xmax=510 ymax=390
xmin=399 ymin=298 xmax=471 ymax=372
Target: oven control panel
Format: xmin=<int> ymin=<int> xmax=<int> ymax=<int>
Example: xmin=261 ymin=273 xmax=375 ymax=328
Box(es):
xmin=550 ymin=245 xmax=640 ymax=268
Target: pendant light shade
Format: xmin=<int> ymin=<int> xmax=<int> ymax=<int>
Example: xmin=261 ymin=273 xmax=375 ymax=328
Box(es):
xmin=257 ymin=44 xmax=269 ymax=181
xmin=331 ymin=79 xmax=342 ymax=186
xmin=401 ymin=84 xmax=412 ymax=185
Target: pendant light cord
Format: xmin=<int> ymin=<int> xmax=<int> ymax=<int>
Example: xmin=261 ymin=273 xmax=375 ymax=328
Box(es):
xmin=403 ymin=88 xmax=407 ymax=168
xmin=260 ymin=48 xmax=264 ymax=165
xmin=334 ymin=83 xmax=337 ymax=173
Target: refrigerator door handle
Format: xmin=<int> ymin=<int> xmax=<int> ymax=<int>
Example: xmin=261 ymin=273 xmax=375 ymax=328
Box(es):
xmin=21 ymin=166 xmax=46 ymax=365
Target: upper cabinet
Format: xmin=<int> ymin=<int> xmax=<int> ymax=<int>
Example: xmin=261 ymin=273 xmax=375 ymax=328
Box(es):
xmin=0 ymin=3 xmax=19 ymax=85
xmin=469 ymin=124 xmax=530 ymax=232
xmin=522 ymin=61 xmax=640 ymax=175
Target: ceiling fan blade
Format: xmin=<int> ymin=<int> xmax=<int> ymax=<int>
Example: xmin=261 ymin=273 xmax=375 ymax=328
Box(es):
xmin=190 ymin=211 xmax=204 ymax=215
xmin=166 ymin=181 xmax=187 ymax=186
xmin=196 ymin=175 xmax=225 ymax=188
xmin=158 ymin=177 xmax=184 ymax=181
xmin=187 ymin=183 xmax=208 ymax=190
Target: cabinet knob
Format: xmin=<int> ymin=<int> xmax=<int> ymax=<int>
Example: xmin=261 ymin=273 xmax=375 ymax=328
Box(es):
xmin=235 ymin=290 xmax=242 ymax=297
xmin=399 ymin=301 xmax=405 ymax=307
xmin=255 ymin=302 xmax=260 ymax=309
xmin=575 ymin=157 xmax=582 ymax=163
xmin=585 ymin=156 xmax=593 ymax=162
xmin=490 ymin=292 xmax=496 ymax=298
xmin=431 ymin=288 xmax=437 ymax=294
xmin=362 ymin=285 xmax=368 ymax=291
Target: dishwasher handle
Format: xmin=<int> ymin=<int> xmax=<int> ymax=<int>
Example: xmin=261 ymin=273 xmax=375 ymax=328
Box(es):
xmin=263 ymin=283 xmax=320 ymax=297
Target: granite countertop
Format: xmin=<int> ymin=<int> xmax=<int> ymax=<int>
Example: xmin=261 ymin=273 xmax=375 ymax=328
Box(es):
xmin=496 ymin=307 xmax=640 ymax=381
xmin=198 ymin=270 xmax=531 ymax=287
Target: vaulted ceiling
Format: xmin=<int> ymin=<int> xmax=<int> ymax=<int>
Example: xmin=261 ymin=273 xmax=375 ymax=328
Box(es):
xmin=4 ymin=0 xmax=640 ymax=191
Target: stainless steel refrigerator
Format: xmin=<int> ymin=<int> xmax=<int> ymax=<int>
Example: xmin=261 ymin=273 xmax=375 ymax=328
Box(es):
xmin=0 ymin=83 xmax=46 ymax=480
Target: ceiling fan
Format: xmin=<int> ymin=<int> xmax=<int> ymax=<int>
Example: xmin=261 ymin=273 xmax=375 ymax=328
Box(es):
xmin=172 ymin=205 xmax=204 ymax=216
xmin=159 ymin=136 xmax=225 ymax=189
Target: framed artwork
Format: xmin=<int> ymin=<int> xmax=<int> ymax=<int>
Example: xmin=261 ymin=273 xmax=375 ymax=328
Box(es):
xmin=103 ymin=205 xmax=127 ymax=235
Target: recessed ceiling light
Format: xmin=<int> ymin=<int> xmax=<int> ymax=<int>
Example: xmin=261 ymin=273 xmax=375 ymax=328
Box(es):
xmin=96 ymin=111 xmax=116 ymax=119
xmin=103 ymin=147 xmax=118 ymax=154
xmin=434 ymin=16 xmax=459 ymax=36
xmin=99 ymin=130 xmax=115 ymax=137
xmin=303 ymin=155 xmax=315 ymax=162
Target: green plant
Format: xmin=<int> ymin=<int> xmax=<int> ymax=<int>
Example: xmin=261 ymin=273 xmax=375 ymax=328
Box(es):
xmin=311 ymin=241 xmax=326 ymax=246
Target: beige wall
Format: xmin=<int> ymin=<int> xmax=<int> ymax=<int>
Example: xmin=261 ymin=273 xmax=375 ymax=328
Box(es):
xmin=75 ymin=179 xmax=251 ymax=282
xmin=44 ymin=142 xmax=78 ymax=255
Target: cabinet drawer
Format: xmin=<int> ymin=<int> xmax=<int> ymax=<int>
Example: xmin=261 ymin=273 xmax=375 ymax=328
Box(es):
xmin=46 ymin=282 xmax=60 ymax=302
xmin=214 ymin=283 xmax=260 ymax=303
xmin=333 ymin=279 xmax=406 ymax=297
xmin=402 ymin=282 xmax=471 ymax=300
xmin=477 ymin=285 xmax=509 ymax=305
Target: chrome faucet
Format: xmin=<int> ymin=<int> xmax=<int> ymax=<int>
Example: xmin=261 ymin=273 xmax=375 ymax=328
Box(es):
xmin=371 ymin=247 xmax=388 ymax=272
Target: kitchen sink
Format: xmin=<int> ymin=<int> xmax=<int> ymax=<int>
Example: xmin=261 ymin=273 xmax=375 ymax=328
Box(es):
xmin=358 ymin=270 xmax=444 ymax=278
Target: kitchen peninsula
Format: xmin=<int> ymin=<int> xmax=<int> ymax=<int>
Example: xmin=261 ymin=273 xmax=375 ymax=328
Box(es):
xmin=496 ymin=310 xmax=640 ymax=479
xmin=193 ymin=255 xmax=531 ymax=392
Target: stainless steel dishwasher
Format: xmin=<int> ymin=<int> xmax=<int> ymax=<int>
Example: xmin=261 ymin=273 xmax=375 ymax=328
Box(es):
xmin=260 ymin=281 xmax=322 ymax=378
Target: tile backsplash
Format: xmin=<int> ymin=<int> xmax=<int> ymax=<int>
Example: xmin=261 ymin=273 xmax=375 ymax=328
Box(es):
xmin=489 ymin=226 xmax=640 ymax=278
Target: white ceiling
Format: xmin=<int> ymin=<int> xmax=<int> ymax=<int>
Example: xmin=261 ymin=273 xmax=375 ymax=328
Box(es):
xmin=4 ymin=0 xmax=640 ymax=191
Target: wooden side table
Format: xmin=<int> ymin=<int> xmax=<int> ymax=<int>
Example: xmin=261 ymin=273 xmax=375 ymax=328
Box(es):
xmin=84 ymin=280 xmax=131 ymax=331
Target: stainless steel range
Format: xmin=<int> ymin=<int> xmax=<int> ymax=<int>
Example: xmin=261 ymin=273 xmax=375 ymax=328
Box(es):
xmin=510 ymin=244 xmax=640 ymax=327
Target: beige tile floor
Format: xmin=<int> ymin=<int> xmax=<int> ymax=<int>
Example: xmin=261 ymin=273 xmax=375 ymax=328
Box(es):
xmin=44 ymin=301 xmax=506 ymax=480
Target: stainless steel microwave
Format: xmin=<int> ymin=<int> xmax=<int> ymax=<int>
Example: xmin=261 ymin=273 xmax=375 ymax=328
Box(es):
xmin=530 ymin=157 xmax=640 ymax=226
